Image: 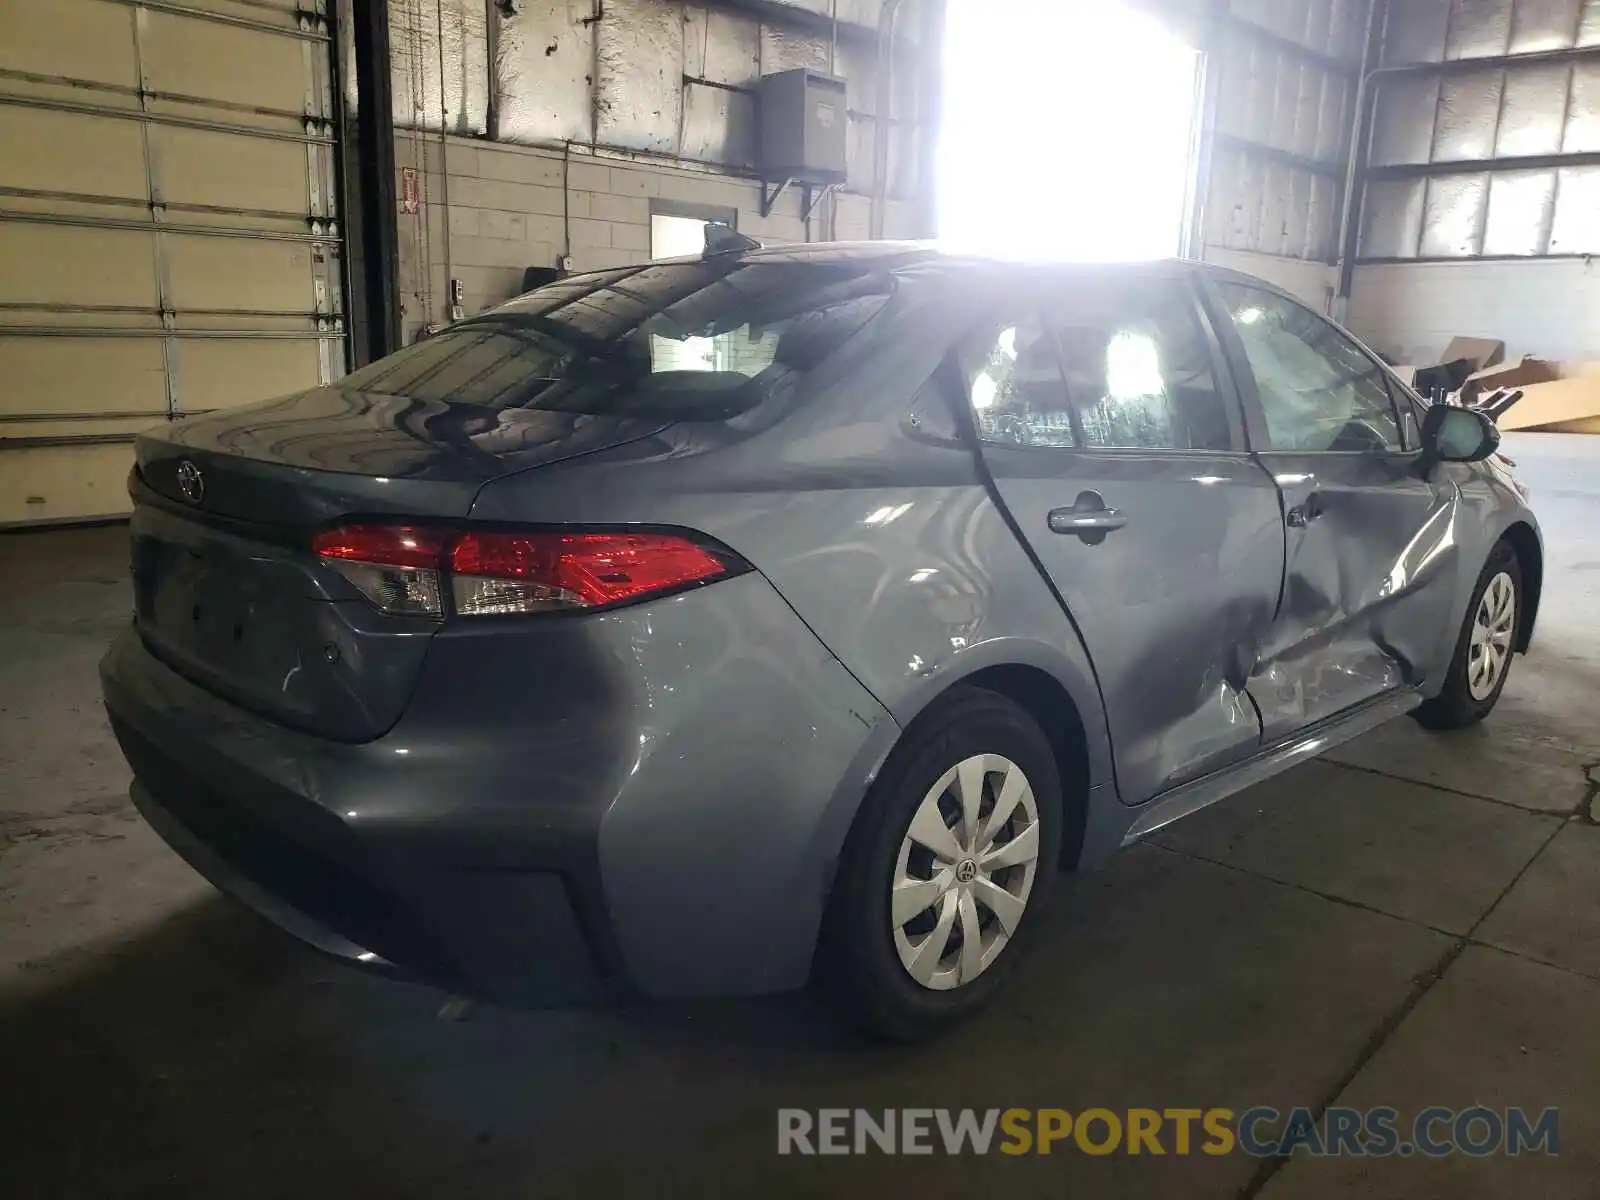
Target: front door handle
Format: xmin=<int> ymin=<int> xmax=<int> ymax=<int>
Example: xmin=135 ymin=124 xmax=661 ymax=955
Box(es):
xmin=1048 ymin=491 xmax=1127 ymax=543
xmin=1286 ymin=493 xmax=1324 ymax=528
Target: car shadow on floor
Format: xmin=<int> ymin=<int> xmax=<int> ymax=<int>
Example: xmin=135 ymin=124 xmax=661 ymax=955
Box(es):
xmin=0 ymin=889 xmax=888 ymax=1199
xmin=0 ymin=831 xmax=1456 ymax=1200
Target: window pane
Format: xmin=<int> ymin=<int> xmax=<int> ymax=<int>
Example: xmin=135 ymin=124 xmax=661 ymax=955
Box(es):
xmin=1049 ymin=283 xmax=1233 ymax=451
xmin=650 ymin=213 xmax=709 ymax=258
xmin=1218 ymin=283 xmax=1402 ymax=453
xmin=960 ymin=317 xmax=1077 ymax=448
xmin=339 ymin=260 xmax=891 ymax=414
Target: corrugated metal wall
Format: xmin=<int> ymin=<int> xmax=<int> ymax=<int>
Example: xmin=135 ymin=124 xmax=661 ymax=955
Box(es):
xmin=388 ymin=0 xmax=920 ymax=199
xmin=1360 ymin=0 xmax=1600 ymax=259
xmin=1205 ymin=0 xmax=1375 ymax=261
xmin=388 ymin=0 xmax=1372 ymax=262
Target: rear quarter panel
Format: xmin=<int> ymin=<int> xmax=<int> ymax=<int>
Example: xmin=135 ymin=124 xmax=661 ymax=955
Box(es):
xmin=467 ymin=283 xmax=1117 ymax=795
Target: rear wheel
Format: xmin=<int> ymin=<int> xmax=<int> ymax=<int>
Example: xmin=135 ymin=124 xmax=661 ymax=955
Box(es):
xmin=1414 ymin=541 xmax=1521 ymax=731
xmin=819 ymin=688 xmax=1063 ymax=1041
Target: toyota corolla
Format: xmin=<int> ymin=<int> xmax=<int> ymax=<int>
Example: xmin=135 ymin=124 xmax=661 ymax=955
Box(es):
xmin=101 ymin=242 xmax=1541 ymax=1040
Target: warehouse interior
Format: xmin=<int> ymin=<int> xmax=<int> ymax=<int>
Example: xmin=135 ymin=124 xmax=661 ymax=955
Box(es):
xmin=3 ymin=0 xmax=1599 ymax=1194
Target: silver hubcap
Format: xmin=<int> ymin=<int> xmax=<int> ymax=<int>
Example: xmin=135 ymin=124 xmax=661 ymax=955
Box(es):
xmin=891 ymin=754 xmax=1041 ymax=992
xmin=1468 ymin=571 xmax=1516 ymax=701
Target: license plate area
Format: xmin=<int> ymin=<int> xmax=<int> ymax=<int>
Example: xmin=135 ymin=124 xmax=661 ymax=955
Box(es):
xmin=131 ymin=507 xmax=324 ymax=692
xmin=144 ymin=543 xmax=272 ymax=671
xmin=128 ymin=500 xmax=441 ymax=742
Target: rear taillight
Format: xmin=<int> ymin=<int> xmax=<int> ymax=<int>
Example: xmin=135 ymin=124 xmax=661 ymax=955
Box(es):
xmin=450 ymin=531 xmax=732 ymax=615
xmin=313 ymin=524 xmax=741 ymax=618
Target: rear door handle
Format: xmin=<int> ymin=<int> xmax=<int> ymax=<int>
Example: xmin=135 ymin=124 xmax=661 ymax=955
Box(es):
xmin=1048 ymin=491 xmax=1128 ymax=542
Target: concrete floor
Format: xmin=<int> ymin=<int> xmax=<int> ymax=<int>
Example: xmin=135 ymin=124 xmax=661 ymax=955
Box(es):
xmin=2 ymin=434 xmax=1596 ymax=1198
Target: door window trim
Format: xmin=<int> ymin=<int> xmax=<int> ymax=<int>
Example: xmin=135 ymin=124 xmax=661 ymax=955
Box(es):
xmin=1197 ymin=274 xmax=1419 ymax=457
xmin=1179 ymin=271 xmax=1251 ymax=454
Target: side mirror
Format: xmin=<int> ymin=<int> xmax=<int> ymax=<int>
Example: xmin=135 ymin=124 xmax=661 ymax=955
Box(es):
xmin=1419 ymin=404 xmax=1499 ymax=471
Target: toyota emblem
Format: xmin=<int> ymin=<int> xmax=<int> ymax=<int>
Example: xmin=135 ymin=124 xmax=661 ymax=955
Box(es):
xmin=176 ymin=460 xmax=205 ymax=505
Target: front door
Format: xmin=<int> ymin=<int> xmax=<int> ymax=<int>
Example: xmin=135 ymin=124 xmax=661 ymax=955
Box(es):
xmin=1205 ymin=280 xmax=1458 ymax=741
xmin=958 ymin=271 xmax=1285 ymax=806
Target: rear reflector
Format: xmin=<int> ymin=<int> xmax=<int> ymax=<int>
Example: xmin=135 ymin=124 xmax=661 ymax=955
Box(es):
xmin=314 ymin=524 xmax=738 ymax=618
xmin=312 ymin=525 xmax=449 ymax=616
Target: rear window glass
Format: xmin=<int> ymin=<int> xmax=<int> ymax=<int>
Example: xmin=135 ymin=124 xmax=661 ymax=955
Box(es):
xmin=340 ymin=260 xmax=894 ymax=414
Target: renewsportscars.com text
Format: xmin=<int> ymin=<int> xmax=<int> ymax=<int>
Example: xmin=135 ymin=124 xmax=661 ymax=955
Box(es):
xmin=777 ymin=1106 xmax=1559 ymax=1158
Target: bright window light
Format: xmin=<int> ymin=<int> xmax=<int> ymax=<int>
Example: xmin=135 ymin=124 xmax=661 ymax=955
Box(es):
xmin=650 ymin=213 xmax=708 ymax=259
xmin=937 ymin=0 xmax=1201 ymax=262
xmin=972 ymin=371 xmax=999 ymax=410
xmin=1105 ymin=330 xmax=1164 ymax=399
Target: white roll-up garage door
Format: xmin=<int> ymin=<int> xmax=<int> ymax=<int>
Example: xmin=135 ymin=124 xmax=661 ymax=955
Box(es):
xmin=0 ymin=0 xmax=345 ymax=524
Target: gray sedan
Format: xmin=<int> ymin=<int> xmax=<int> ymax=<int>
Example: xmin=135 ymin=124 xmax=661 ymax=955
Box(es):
xmin=101 ymin=243 xmax=1541 ymax=1040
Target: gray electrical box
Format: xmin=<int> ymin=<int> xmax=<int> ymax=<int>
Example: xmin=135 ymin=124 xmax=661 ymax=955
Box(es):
xmin=757 ymin=69 xmax=847 ymax=183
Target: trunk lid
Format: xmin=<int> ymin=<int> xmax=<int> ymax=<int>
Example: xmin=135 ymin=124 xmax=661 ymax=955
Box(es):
xmin=130 ymin=386 xmax=667 ymax=741
xmin=138 ymin=384 xmax=669 ymax=523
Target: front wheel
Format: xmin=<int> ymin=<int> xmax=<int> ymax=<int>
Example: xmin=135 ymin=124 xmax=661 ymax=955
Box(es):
xmin=818 ymin=688 xmax=1064 ymax=1042
xmin=1414 ymin=542 xmax=1522 ymax=731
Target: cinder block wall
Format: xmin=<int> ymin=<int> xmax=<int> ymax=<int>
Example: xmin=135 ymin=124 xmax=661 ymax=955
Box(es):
xmin=1201 ymin=247 xmax=1337 ymax=313
xmin=1346 ymin=260 xmax=1600 ymax=366
xmin=395 ymin=132 xmax=918 ymax=344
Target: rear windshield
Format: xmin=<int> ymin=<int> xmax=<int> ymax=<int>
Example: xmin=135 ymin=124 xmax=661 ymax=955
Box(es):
xmin=340 ymin=259 xmax=894 ymax=414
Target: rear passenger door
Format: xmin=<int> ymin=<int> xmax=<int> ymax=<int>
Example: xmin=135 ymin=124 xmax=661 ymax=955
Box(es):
xmin=1204 ymin=280 xmax=1456 ymax=740
xmin=959 ymin=271 xmax=1285 ymax=806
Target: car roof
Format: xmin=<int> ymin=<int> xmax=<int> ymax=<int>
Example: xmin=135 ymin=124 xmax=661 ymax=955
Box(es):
xmin=736 ymin=239 xmax=1190 ymax=272
xmin=551 ymin=240 xmax=1305 ymax=310
xmin=726 ymin=242 xmax=1290 ymax=291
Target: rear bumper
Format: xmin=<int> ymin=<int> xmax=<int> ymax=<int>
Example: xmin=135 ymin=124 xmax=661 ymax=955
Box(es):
xmin=101 ymin=571 xmax=898 ymax=1001
xmin=107 ymin=661 xmax=610 ymax=1004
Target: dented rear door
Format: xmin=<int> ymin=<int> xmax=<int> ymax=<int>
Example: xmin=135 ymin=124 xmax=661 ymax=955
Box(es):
xmin=962 ymin=270 xmax=1284 ymax=807
xmin=1205 ymin=279 xmax=1458 ymax=740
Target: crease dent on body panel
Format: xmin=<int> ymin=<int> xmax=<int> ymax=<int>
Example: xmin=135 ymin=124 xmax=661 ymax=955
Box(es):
xmin=1281 ymin=488 xmax=1456 ymax=652
xmin=1369 ymin=482 xmax=1464 ymax=684
xmin=1248 ymin=483 xmax=1461 ymax=720
xmin=1147 ymin=675 xmax=1263 ymax=791
xmin=1379 ymin=484 xmax=1461 ymax=603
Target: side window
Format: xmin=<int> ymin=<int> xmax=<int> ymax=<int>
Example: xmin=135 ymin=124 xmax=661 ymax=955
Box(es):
xmin=1046 ymin=281 xmax=1233 ymax=451
xmin=959 ymin=316 xmax=1078 ymax=448
xmin=1217 ymin=283 xmax=1403 ymax=453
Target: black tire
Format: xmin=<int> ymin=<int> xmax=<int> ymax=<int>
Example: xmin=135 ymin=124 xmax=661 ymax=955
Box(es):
xmin=818 ymin=687 xmax=1064 ymax=1042
xmin=1414 ymin=540 xmax=1522 ymax=731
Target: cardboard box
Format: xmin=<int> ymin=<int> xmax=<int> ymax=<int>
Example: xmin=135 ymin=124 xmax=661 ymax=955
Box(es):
xmin=1544 ymin=416 xmax=1600 ymax=434
xmin=1391 ymin=366 xmax=1419 ymax=387
xmin=1460 ymin=356 xmax=1557 ymax=404
xmin=1440 ymin=337 xmax=1506 ymax=372
xmin=1494 ymin=362 xmax=1600 ymax=432
xmin=1465 ymin=356 xmax=1557 ymax=392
